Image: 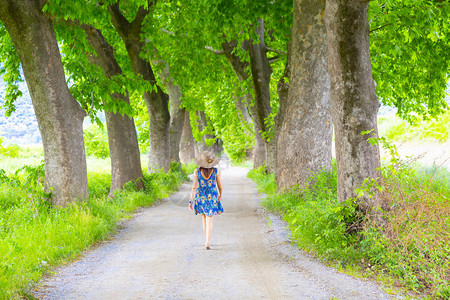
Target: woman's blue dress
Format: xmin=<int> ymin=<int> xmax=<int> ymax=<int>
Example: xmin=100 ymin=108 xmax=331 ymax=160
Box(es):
xmin=194 ymin=168 xmax=223 ymax=216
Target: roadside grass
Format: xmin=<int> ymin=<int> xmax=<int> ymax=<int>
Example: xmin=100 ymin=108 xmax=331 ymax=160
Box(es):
xmin=248 ymin=158 xmax=450 ymax=298
xmin=0 ymin=158 xmax=189 ymax=299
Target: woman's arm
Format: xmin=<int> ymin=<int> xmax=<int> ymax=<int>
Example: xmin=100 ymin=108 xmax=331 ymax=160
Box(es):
xmin=216 ymin=171 xmax=223 ymax=200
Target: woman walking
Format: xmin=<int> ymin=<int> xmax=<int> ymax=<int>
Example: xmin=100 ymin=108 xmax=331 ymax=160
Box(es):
xmin=189 ymin=151 xmax=223 ymax=250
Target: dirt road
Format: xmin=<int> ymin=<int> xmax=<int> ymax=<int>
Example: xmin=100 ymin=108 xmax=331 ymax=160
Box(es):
xmin=34 ymin=167 xmax=392 ymax=299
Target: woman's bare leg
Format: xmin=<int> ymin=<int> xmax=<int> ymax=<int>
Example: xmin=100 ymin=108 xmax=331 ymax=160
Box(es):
xmin=205 ymin=216 xmax=214 ymax=249
xmin=201 ymin=214 xmax=206 ymax=238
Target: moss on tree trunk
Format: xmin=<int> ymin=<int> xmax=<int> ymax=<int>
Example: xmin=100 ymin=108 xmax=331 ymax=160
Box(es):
xmin=325 ymin=0 xmax=382 ymax=211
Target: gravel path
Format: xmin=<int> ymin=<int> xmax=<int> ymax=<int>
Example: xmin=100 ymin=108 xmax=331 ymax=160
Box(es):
xmin=33 ymin=167 xmax=394 ymax=300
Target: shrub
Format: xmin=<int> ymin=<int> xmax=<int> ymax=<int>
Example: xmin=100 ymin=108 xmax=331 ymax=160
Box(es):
xmin=182 ymin=161 xmax=198 ymax=176
xmin=360 ymin=157 xmax=450 ymax=296
xmin=247 ymin=165 xmax=276 ymax=195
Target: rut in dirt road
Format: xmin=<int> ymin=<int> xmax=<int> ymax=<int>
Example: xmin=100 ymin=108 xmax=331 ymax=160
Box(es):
xmin=34 ymin=167 xmax=393 ymax=299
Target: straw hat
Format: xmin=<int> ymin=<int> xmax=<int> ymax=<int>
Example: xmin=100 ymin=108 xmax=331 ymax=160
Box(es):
xmin=195 ymin=151 xmax=220 ymax=168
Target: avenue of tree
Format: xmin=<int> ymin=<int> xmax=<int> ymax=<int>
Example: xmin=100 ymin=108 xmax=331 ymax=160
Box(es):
xmin=0 ymin=0 xmax=448 ymax=213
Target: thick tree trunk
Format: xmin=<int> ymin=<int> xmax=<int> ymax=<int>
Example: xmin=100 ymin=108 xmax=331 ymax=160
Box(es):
xmin=108 ymin=4 xmax=170 ymax=172
xmin=325 ymin=0 xmax=381 ymax=211
xmin=222 ymin=40 xmax=269 ymax=169
xmin=248 ymin=19 xmax=273 ymax=170
xmin=276 ymin=0 xmax=332 ymax=190
xmin=244 ymin=93 xmax=266 ymax=169
xmin=82 ymin=26 xmax=143 ymax=195
xmin=233 ymin=94 xmax=252 ymax=127
xmin=105 ymin=106 xmax=144 ymax=193
xmin=0 ymin=0 xmax=88 ymax=206
xmin=180 ymin=110 xmax=196 ymax=164
xmin=196 ymin=111 xmax=208 ymax=152
xmin=196 ymin=111 xmax=223 ymax=155
xmin=268 ymin=40 xmax=292 ymax=175
xmin=157 ymin=62 xmax=185 ymax=163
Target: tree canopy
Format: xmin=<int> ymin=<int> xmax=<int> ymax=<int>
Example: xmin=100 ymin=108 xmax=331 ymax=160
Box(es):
xmin=0 ymin=0 xmax=448 ymax=206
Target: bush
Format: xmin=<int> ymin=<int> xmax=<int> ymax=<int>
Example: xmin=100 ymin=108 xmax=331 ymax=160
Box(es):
xmin=182 ymin=161 xmax=198 ymax=176
xmin=83 ymin=124 xmax=110 ymax=158
xmin=247 ymin=165 xmax=276 ymax=195
xmin=360 ymin=154 xmax=450 ymax=296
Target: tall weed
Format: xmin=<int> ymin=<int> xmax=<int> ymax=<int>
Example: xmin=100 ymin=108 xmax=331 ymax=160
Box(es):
xmin=360 ymin=143 xmax=449 ymax=297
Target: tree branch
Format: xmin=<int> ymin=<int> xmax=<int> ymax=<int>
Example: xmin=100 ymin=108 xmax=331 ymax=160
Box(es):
xmin=369 ymin=22 xmax=396 ymax=33
xmin=265 ymin=46 xmax=287 ymax=56
xmin=107 ymin=1 xmax=131 ymax=37
xmin=160 ymin=28 xmax=175 ymax=35
xmin=268 ymin=56 xmax=280 ymax=64
xmin=131 ymin=5 xmax=149 ymax=29
xmin=205 ymin=46 xmax=224 ymax=55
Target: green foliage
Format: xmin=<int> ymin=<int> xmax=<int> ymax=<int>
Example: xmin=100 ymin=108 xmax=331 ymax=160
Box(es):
xmin=130 ymin=93 xmax=150 ymax=154
xmin=378 ymin=112 xmax=450 ymax=143
xmin=145 ymin=0 xmax=291 ymax=161
xmin=361 ymin=138 xmax=449 ymax=296
xmin=369 ymin=0 xmax=450 ymax=122
xmin=182 ymin=161 xmax=198 ymax=176
xmin=247 ymin=165 xmax=276 ymax=195
xmin=83 ymin=124 xmax=110 ymax=159
xmin=0 ymin=22 xmax=23 ymax=116
xmin=0 ymin=137 xmax=19 ymax=158
xmin=248 ymin=155 xmax=449 ymax=297
xmin=250 ymin=163 xmax=359 ymax=262
xmin=0 ymin=161 xmax=188 ymax=298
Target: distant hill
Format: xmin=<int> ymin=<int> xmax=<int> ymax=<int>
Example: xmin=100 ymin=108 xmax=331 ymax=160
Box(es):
xmin=0 ymin=73 xmax=41 ymax=145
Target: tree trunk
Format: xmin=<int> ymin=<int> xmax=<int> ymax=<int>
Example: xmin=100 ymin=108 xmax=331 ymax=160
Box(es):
xmin=108 ymin=4 xmax=170 ymax=172
xmin=276 ymin=0 xmax=332 ymax=190
xmin=325 ymin=0 xmax=381 ymax=211
xmin=82 ymin=26 xmax=143 ymax=195
xmin=233 ymin=94 xmax=252 ymax=127
xmin=248 ymin=19 xmax=273 ymax=170
xmin=157 ymin=62 xmax=185 ymax=164
xmin=196 ymin=111 xmax=213 ymax=152
xmin=180 ymin=110 xmax=196 ymax=164
xmin=196 ymin=111 xmax=223 ymax=155
xmin=0 ymin=0 xmax=88 ymax=206
xmin=222 ymin=40 xmax=269 ymax=169
xmin=268 ymin=40 xmax=292 ymax=175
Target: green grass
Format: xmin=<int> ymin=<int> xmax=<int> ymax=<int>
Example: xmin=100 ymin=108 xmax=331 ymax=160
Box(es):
xmin=0 ymin=159 xmax=188 ymax=299
xmin=248 ymin=161 xmax=450 ymax=298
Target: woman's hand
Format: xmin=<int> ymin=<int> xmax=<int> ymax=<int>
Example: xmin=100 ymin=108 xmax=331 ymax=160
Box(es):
xmin=218 ymin=194 xmax=222 ymax=201
xmin=189 ymin=202 xmax=193 ymax=211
